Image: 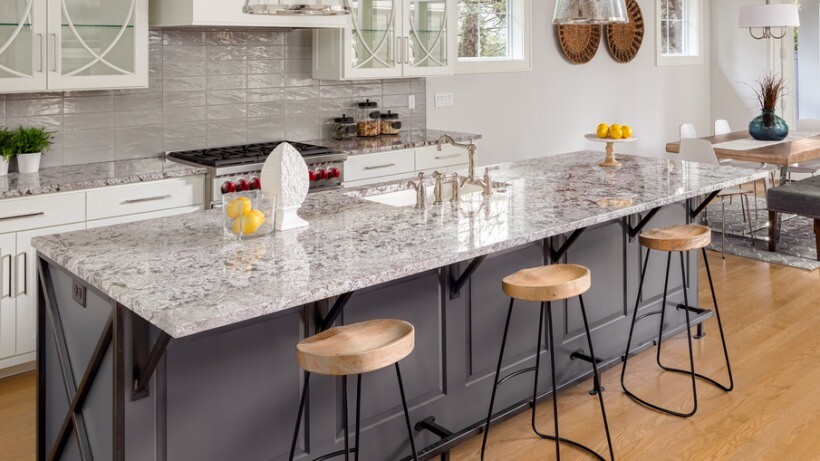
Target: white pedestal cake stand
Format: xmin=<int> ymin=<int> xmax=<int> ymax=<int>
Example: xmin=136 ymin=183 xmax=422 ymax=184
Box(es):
xmin=585 ymin=134 xmax=638 ymax=168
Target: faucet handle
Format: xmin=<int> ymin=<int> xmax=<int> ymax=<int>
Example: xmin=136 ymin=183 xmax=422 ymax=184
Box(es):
xmin=417 ymin=171 xmax=425 ymax=180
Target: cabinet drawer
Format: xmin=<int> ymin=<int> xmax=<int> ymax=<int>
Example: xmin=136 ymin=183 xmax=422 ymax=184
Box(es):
xmin=87 ymin=176 xmax=205 ymax=221
xmin=415 ymin=145 xmax=470 ymax=171
xmin=344 ymin=151 xmax=415 ymax=182
xmin=86 ymin=205 xmax=203 ymax=229
xmin=0 ymin=193 xmax=86 ymax=234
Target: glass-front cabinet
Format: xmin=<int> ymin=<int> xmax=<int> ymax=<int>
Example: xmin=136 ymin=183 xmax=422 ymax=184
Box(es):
xmin=313 ymin=0 xmax=455 ymax=79
xmin=0 ymin=0 xmax=147 ymax=93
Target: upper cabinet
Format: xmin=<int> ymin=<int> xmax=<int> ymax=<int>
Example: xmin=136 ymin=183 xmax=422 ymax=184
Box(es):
xmin=313 ymin=0 xmax=456 ymax=80
xmin=149 ymin=0 xmax=351 ymax=28
xmin=0 ymin=0 xmax=148 ymax=93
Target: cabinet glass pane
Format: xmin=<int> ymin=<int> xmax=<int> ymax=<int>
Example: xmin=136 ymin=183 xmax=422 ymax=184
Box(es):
xmin=408 ymin=0 xmax=448 ymax=68
xmin=0 ymin=0 xmax=35 ymax=79
xmin=60 ymin=0 xmax=135 ymax=77
xmin=349 ymin=0 xmax=397 ymax=70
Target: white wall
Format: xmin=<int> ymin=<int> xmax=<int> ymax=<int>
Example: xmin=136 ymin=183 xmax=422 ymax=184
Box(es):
xmin=426 ymin=0 xmax=712 ymax=165
xmin=798 ymin=0 xmax=820 ymax=119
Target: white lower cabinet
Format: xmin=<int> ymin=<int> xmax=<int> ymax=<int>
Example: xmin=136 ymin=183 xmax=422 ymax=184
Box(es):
xmin=0 ymin=233 xmax=17 ymax=361
xmin=343 ymin=145 xmax=468 ymax=187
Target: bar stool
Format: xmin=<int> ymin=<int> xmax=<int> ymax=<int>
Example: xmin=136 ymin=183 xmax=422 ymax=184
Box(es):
xmin=621 ymin=225 xmax=734 ymax=418
xmin=288 ymin=319 xmax=419 ymax=461
xmin=481 ymin=264 xmax=614 ymax=461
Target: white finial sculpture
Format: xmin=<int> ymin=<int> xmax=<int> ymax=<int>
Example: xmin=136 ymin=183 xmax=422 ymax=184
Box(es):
xmin=261 ymin=142 xmax=309 ymax=231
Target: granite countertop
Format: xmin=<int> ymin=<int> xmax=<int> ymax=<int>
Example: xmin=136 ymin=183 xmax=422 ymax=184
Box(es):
xmin=305 ymin=129 xmax=481 ymax=156
xmin=32 ymin=151 xmax=768 ymax=338
xmin=0 ymin=158 xmax=207 ymax=200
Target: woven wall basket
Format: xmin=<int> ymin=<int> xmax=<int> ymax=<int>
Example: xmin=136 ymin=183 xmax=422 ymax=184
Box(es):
xmin=606 ymin=0 xmax=644 ymax=63
xmin=557 ymin=24 xmax=601 ymax=64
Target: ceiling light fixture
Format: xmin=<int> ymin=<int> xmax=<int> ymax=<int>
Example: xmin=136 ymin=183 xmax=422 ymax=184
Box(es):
xmin=738 ymin=1 xmax=800 ymax=39
xmin=553 ymin=0 xmax=629 ymax=25
xmin=243 ymin=0 xmax=350 ymax=16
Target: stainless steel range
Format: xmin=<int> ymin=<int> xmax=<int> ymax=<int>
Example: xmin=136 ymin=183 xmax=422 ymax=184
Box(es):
xmin=166 ymin=141 xmax=345 ymax=208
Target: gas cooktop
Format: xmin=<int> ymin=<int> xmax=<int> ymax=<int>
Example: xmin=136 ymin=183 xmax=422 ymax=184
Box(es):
xmin=166 ymin=141 xmax=334 ymax=168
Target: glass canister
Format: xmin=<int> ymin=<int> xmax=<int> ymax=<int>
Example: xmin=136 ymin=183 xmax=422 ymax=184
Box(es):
xmin=332 ymin=114 xmax=357 ymax=140
xmin=380 ymin=110 xmax=402 ymax=135
xmin=356 ymin=99 xmax=381 ymax=137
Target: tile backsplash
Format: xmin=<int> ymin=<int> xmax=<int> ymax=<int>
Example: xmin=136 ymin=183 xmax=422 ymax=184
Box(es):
xmin=0 ymin=29 xmax=427 ymax=169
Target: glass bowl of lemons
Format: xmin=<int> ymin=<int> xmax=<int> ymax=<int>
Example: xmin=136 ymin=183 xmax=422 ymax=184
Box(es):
xmin=222 ymin=191 xmax=276 ymax=240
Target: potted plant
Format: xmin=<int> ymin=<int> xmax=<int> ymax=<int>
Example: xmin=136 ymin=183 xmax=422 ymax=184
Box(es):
xmin=0 ymin=128 xmax=12 ymax=176
xmin=749 ymin=73 xmax=789 ymax=141
xmin=11 ymin=126 xmax=53 ymax=174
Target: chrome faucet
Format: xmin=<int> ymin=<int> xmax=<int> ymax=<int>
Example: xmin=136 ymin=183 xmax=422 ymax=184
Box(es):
xmin=432 ymin=171 xmax=445 ymax=204
xmin=437 ymin=135 xmax=479 ymax=185
xmin=406 ymin=172 xmax=427 ymax=209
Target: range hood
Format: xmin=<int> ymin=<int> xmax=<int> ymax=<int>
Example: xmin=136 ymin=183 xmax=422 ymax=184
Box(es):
xmin=243 ymin=0 xmax=350 ymax=15
xmin=149 ymin=0 xmax=351 ymax=28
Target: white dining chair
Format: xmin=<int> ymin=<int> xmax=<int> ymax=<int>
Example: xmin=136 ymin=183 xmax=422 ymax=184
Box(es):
xmin=680 ymin=123 xmax=698 ymax=140
xmin=714 ymin=119 xmax=732 ymax=136
xmin=788 ymin=119 xmax=820 ymax=177
xmin=679 ymin=139 xmax=756 ymax=257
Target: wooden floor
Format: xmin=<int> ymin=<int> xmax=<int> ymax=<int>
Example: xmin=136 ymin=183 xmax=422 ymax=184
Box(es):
xmin=1 ymin=252 xmax=817 ymax=461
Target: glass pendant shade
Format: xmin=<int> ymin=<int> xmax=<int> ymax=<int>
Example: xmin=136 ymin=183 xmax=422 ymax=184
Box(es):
xmin=243 ymin=0 xmax=350 ymax=15
xmin=553 ymin=0 xmax=629 ymax=24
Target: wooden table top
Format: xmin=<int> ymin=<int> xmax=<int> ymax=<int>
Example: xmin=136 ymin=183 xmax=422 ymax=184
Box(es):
xmin=665 ymin=131 xmax=820 ymax=166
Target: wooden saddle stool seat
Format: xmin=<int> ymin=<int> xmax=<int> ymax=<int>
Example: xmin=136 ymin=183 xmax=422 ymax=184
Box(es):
xmin=296 ymin=319 xmax=415 ymax=376
xmin=638 ymin=224 xmax=711 ymax=252
xmin=502 ymin=264 xmax=591 ymax=302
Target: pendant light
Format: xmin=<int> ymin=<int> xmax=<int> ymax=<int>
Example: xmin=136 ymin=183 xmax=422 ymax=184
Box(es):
xmin=738 ymin=2 xmax=800 ymax=40
xmin=243 ymin=0 xmax=350 ymax=16
xmin=553 ymin=0 xmax=629 ymax=25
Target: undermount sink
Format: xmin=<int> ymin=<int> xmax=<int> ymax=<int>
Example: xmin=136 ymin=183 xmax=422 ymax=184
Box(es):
xmin=362 ymin=183 xmax=490 ymax=208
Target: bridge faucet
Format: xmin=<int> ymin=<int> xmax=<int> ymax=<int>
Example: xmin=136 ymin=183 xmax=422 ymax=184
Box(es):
xmin=432 ymin=171 xmax=445 ymax=204
xmin=437 ymin=135 xmax=478 ymax=184
xmin=406 ymin=172 xmax=427 ymax=209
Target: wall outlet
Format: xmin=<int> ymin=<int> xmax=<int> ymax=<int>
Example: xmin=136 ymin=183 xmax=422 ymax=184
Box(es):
xmin=435 ymin=92 xmax=454 ymax=108
xmin=72 ymin=281 xmax=86 ymax=307
xmin=408 ymin=95 xmax=416 ymax=110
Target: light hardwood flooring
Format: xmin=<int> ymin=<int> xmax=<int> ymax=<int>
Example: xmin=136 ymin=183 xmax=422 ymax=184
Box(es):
xmin=1 ymin=252 xmax=818 ymax=461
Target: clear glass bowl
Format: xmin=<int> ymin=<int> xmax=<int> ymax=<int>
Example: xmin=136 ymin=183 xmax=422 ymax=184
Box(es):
xmin=222 ymin=191 xmax=276 ymax=240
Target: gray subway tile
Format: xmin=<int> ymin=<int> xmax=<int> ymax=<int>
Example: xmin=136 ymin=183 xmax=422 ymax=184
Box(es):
xmin=248 ymin=74 xmax=284 ymax=89
xmin=162 ymin=30 xmax=208 ymax=46
xmin=285 ymin=86 xmax=320 ymax=101
xmin=116 ymin=109 xmax=163 ymax=127
xmin=247 ymin=46 xmax=285 ymax=60
xmin=164 ymin=106 xmax=207 ymax=123
xmin=207 ymin=90 xmax=247 ymax=105
xmin=116 ymin=125 xmax=163 ymax=144
xmin=116 ymin=141 xmax=164 ymax=160
xmin=5 ymin=97 xmax=62 ymax=117
xmin=163 ymin=46 xmax=207 ymax=62
xmin=285 ymin=100 xmax=319 ymax=115
xmin=63 ymin=112 xmax=116 ymax=131
xmin=247 ymin=88 xmax=285 ymax=103
xmin=207 ymin=133 xmax=247 ymax=147
xmin=207 ymin=60 xmax=247 ymax=75
xmin=248 ymin=60 xmax=284 ymax=75
xmin=163 ymin=76 xmax=207 ymax=92
xmin=207 ymin=30 xmax=247 ymax=46
xmin=207 ymin=46 xmax=248 ymax=61
xmin=116 ymin=93 xmax=163 ymax=111
xmin=247 ymin=102 xmax=285 ymax=118
xmin=62 ymin=129 xmax=115 ymax=148
xmin=163 ymin=60 xmax=207 ymax=77
xmin=207 ymin=104 xmax=247 ymax=120
xmin=207 ymin=119 xmax=247 ymax=136
xmin=163 ymin=137 xmax=208 ymax=152
xmin=62 ymin=145 xmax=116 ymax=165
xmin=383 ymin=81 xmax=412 ymax=95
xmin=246 ymin=30 xmax=285 ymax=46
xmin=163 ymin=122 xmax=207 ymax=139
xmin=206 ymin=75 xmax=247 ymax=90
xmin=164 ymin=91 xmax=207 ymax=108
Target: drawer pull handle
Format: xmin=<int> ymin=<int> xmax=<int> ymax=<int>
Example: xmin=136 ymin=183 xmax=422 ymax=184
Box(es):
xmin=363 ymin=163 xmax=397 ymax=171
xmin=434 ymin=154 xmax=461 ymax=160
xmin=121 ymin=195 xmax=172 ymax=205
xmin=1 ymin=254 xmax=10 ymax=299
xmin=0 ymin=212 xmax=45 ymax=222
xmin=15 ymin=253 xmax=26 ymax=297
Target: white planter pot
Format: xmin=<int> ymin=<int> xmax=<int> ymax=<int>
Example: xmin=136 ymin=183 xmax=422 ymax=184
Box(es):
xmin=17 ymin=152 xmax=42 ymax=174
xmin=0 ymin=158 xmax=8 ymax=176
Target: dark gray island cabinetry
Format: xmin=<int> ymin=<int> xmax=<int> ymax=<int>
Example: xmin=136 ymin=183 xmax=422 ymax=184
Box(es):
xmin=33 ymin=152 xmax=766 ymax=461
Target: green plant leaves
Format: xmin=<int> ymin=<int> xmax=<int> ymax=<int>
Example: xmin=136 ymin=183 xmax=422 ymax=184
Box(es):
xmin=0 ymin=126 xmax=54 ymax=160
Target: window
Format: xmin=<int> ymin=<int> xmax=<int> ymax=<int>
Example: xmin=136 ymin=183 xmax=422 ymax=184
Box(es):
xmin=456 ymin=0 xmax=532 ymax=73
xmin=656 ymin=0 xmax=703 ymax=66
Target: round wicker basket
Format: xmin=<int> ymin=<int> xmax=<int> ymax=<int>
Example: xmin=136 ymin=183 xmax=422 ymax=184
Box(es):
xmin=557 ymin=24 xmax=602 ymax=64
xmin=606 ymin=0 xmax=644 ymax=63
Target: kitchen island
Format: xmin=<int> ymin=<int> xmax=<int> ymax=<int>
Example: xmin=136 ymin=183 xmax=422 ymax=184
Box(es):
xmin=33 ymin=151 xmax=766 ymax=461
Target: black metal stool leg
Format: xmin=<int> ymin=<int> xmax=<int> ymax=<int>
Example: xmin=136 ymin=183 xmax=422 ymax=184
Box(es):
xmin=480 ymin=298 xmax=515 ymax=461
xmin=579 ymin=295 xmax=615 ymax=461
xmin=342 ymin=376 xmax=350 ymax=461
xmin=289 ymin=372 xmax=312 ymax=461
xmin=620 ymin=249 xmax=651 ymax=391
xmin=655 ymin=252 xmax=673 ymax=368
xmin=678 ymin=251 xmax=699 ymax=417
xmin=529 ymin=302 xmax=546 ymax=434
xmin=701 ymin=248 xmax=734 ymax=391
xmin=354 ymin=375 xmax=362 ymax=461
xmin=395 ymin=363 xmax=419 ymax=461
xmin=546 ymin=302 xmax=561 ymax=461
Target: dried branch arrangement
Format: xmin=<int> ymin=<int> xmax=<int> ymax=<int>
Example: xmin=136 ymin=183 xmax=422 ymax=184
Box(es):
xmin=753 ymin=73 xmax=787 ymax=112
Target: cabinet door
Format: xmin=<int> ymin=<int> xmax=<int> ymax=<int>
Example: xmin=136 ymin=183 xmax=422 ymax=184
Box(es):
xmin=0 ymin=0 xmax=47 ymax=92
xmin=15 ymin=222 xmax=84 ymax=356
xmin=0 ymin=234 xmax=15 ymax=360
xmin=402 ymin=0 xmax=455 ymax=76
xmin=46 ymin=0 xmax=148 ymax=90
xmin=347 ymin=0 xmax=404 ymax=78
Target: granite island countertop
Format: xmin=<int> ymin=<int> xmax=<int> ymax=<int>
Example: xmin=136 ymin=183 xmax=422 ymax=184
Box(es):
xmin=0 ymin=157 xmax=207 ymax=199
xmin=305 ymin=129 xmax=481 ymax=156
xmin=32 ymin=151 xmax=768 ymax=338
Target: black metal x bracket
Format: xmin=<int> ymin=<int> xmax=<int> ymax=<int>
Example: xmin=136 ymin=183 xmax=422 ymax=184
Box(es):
xmin=449 ymin=255 xmax=488 ymax=300
xmin=625 ymin=207 xmax=663 ymax=240
xmin=318 ymin=291 xmax=355 ymax=333
xmin=547 ymin=228 xmax=586 ymax=263
xmin=689 ymin=190 xmax=721 ymax=220
xmin=415 ymin=417 xmax=453 ymax=461
xmin=131 ymin=314 xmax=172 ymax=400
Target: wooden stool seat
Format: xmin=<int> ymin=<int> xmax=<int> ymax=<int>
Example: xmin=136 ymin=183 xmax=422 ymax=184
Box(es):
xmin=502 ymin=264 xmax=591 ymax=302
xmin=296 ymin=319 xmax=415 ymax=376
xmin=639 ymin=225 xmax=711 ymax=252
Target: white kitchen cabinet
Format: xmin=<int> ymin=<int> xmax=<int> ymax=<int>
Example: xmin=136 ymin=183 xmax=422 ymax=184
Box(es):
xmin=0 ymin=233 xmax=16 ymax=361
xmin=86 ymin=176 xmax=205 ymax=221
xmin=0 ymin=0 xmax=148 ymax=93
xmin=343 ymin=145 xmax=467 ymax=187
xmin=313 ymin=0 xmax=456 ymax=80
xmin=149 ymin=0 xmax=350 ymax=28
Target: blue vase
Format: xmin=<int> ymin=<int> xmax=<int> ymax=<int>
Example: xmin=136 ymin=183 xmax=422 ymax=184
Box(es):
xmin=749 ymin=110 xmax=789 ymax=141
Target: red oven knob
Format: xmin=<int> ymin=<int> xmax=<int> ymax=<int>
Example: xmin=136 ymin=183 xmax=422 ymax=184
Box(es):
xmin=221 ymin=181 xmax=236 ymax=193
xmin=309 ymin=170 xmax=317 ymax=182
xmin=329 ymin=167 xmax=341 ymax=178
xmin=249 ymin=177 xmax=261 ymax=190
xmin=318 ymin=169 xmax=329 ymax=180
xmin=236 ymin=179 xmax=250 ymax=191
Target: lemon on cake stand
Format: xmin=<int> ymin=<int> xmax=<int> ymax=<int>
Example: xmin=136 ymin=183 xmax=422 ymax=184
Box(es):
xmin=585 ymin=132 xmax=638 ymax=168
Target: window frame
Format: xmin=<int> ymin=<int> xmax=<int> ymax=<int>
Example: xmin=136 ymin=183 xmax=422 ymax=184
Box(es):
xmin=455 ymin=0 xmax=532 ymax=74
xmin=656 ymin=0 xmax=704 ymax=66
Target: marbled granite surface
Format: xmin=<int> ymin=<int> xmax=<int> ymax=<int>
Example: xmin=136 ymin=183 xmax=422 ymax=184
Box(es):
xmin=0 ymin=158 xmax=207 ymax=199
xmin=304 ymin=129 xmax=481 ymax=156
xmin=33 ymin=151 xmax=768 ymax=338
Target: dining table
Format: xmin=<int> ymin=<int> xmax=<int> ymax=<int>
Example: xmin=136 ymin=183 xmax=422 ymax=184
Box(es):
xmin=665 ymin=130 xmax=820 ymax=184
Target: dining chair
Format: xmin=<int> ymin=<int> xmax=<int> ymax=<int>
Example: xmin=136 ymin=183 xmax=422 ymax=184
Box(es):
xmin=679 ymin=139 xmax=757 ymax=257
xmin=714 ymin=119 xmax=732 ymax=136
xmin=788 ymin=119 xmax=820 ymax=177
xmin=680 ymin=123 xmax=698 ymax=140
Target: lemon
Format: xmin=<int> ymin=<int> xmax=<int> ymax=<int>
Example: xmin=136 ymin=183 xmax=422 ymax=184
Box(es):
xmin=233 ymin=209 xmax=266 ymax=235
xmin=609 ymin=126 xmax=623 ymax=139
xmin=621 ymin=125 xmax=633 ymax=139
xmin=596 ymin=124 xmax=610 ymax=139
xmin=226 ymin=196 xmax=252 ymax=220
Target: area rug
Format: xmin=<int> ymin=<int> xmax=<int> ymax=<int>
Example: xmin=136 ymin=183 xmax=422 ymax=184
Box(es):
xmin=703 ymin=196 xmax=819 ymax=271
